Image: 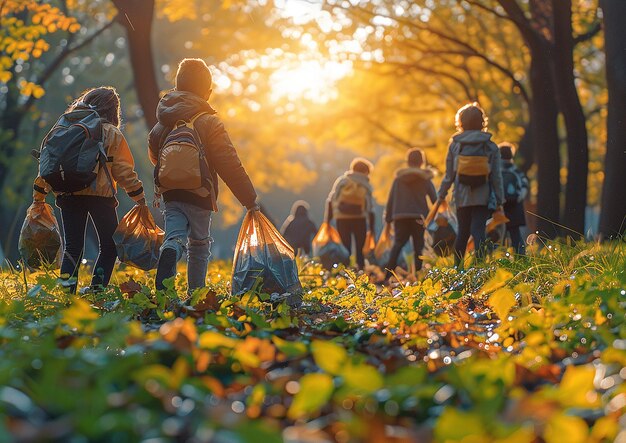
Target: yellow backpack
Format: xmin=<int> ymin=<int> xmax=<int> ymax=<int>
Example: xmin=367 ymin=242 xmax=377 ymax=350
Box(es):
xmin=456 ymin=143 xmax=491 ymax=188
xmin=155 ymin=112 xmax=212 ymax=197
xmin=335 ymin=178 xmax=368 ymax=216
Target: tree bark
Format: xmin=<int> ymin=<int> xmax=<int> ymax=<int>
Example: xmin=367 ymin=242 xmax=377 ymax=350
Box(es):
xmin=111 ymin=0 xmax=159 ymax=129
xmin=529 ymin=51 xmax=562 ymax=238
xmin=551 ymin=0 xmax=589 ymax=238
xmin=598 ymin=0 xmax=626 ymax=238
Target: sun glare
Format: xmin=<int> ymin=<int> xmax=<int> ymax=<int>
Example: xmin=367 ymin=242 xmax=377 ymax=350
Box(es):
xmin=269 ymin=59 xmax=352 ymax=103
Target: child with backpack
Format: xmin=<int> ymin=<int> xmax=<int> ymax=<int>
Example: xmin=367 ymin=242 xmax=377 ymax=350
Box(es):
xmin=281 ymin=200 xmax=318 ymax=256
xmin=499 ymin=142 xmax=529 ymax=255
xmin=32 ymin=86 xmax=145 ymax=293
xmin=437 ymin=103 xmax=505 ymax=267
xmin=383 ymin=148 xmax=437 ymax=278
xmin=149 ymin=58 xmax=258 ymax=293
xmin=325 ymin=158 xmax=375 ymax=270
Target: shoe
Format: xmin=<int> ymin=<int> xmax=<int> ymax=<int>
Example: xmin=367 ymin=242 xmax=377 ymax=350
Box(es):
xmin=155 ymin=248 xmax=177 ymax=290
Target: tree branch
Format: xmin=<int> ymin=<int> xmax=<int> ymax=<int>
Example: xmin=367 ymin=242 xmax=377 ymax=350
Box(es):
xmin=573 ymin=20 xmax=602 ymax=44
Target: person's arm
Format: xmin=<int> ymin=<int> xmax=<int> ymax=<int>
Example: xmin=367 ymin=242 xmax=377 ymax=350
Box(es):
xmin=147 ymin=123 xmax=168 ymax=166
xmin=325 ymin=176 xmax=344 ymax=222
xmin=490 ymin=144 xmax=505 ymax=207
xmin=204 ymin=118 xmax=257 ymax=209
xmin=32 ymin=176 xmax=51 ymax=202
xmin=518 ymin=168 xmax=530 ymax=201
xmin=108 ymin=128 xmax=145 ymax=203
xmin=437 ymin=143 xmax=456 ymax=201
xmin=427 ymin=180 xmax=437 ymax=204
xmin=384 ymin=180 xmax=396 ymax=223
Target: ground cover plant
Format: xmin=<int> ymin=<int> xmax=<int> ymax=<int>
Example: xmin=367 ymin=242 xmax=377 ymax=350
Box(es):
xmin=0 ymin=240 xmax=624 ymax=442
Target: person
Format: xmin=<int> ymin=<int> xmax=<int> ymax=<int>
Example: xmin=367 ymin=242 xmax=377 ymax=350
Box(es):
xmin=33 ymin=86 xmax=146 ymax=293
xmin=325 ymin=158 xmax=375 ymax=270
xmin=281 ymin=200 xmax=318 ymax=256
xmin=149 ymin=58 xmax=257 ymax=293
xmin=498 ymin=142 xmax=529 ymax=255
xmin=383 ymin=148 xmax=437 ymax=278
xmin=437 ymin=103 xmax=504 ymax=267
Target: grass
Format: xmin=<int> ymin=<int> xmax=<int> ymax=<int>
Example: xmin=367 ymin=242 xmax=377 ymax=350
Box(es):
xmin=0 ymin=239 xmax=624 ymax=442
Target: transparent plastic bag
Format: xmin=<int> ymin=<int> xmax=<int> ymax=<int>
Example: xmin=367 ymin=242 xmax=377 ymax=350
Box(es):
xmin=19 ymin=202 xmax=61 ymax=269
xmin=312 ymin=222 xmax=350 ymax=270
xmin=232 ymin=211 xmax=302 ymax=305
xmin=426 ymin=201 xmax=458 ymax=257
xmin=113 ymin=205 xmax=164 ymax=270
xmin=374 ymin=223 xmax=394 ymax=266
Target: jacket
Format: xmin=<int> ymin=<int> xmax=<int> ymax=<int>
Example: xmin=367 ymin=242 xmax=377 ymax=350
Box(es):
xmin=326 ymin=171 xmax=375 ymax=220
xmin=502 ymin=160 xmax=529 ymax=227
xmin=33 ymin=123 xmax=144 ymax=204
xmin=281 ymin=201 xmax=318 ymax=255
xmin=148 ymin=90 xmax=257 ymax=211
xmin=384 ymin=167 xmax=437 ymax=223
xmin=437 ymin=130 xmax=504 ymax=209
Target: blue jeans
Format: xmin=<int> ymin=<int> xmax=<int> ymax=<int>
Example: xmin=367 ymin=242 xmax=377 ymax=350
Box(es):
xmin=161 ymin=201 xmax=212 ymax=291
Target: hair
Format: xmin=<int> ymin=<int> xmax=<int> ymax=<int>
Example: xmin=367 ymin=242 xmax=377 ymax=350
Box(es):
xmin=498 ymin=142 xmax=516 ymax=160
xmin=350 ymin=157 xmax=374 ymax=175
xmin=407 ymin=148 xmax=426 ymax=167
xmin=455 ymin=102 xmax=488 ymax=132
xmin=68 ymin=86 xmax=121 ymax=127
xmin=175 ymin=58 xmax=212 ymax=97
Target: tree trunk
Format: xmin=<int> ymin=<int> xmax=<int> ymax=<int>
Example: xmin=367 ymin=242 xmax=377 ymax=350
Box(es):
xmin=111 ymin=0 xmax=159 ymax=129
xmin=598 ymin=0 xmax=626 ymax=238
xmin=551 ymin=0 xmax=588 ymax=239
xmin=529 ymin=52 xmax=562 ymax=238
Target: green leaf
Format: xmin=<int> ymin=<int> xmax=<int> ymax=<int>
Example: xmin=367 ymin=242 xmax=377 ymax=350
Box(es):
xmin=272 ymin=336 xmax=307 ymax=358
xmin=341 ymin=363 xmax=383 ymax=393
xmin=311 ymin=340 xmax=347 ymax=375
xmin=287 ymin=373 xmax=334 ymax=420
xmin=434 ymin=407 xmax=486 ymax=441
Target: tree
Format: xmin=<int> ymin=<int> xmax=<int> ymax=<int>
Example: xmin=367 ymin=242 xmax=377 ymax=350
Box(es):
xmin=598 ymin=0 xmax=626 ymax=237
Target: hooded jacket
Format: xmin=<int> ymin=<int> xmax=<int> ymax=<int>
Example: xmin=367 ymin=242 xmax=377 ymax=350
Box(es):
xmin=148 ymin=90 xmax=257 ymax=211
xmin=437 ymin=130 xmax=504 ymax=208
xmin=280 ymin=201 xmax=318 ymax=254
xmin=384 ymin=167 xmax=437 ymax=223
xmin=33 ymin=123 xmax=144 ymax=205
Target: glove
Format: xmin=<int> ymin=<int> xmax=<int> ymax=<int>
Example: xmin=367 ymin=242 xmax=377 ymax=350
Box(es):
xmin=247 ymin=204 xmax=260 ymax=212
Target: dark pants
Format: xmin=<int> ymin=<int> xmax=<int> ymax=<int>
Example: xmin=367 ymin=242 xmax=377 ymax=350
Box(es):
xmin=336 ymin=218 xmax=367 ymax=269
xmin=58 ymin=196 xmax=118 ymax=292
xmin=507 ymin=226 xmax=525 ymax=255
xmin=455 ymin=205 xmax=490 ymax=267
xmin=385 ymin=219 xmax=425 ymax=277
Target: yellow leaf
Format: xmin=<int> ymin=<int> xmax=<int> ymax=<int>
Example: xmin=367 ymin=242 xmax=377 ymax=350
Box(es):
xmin=482 ymin=268 xmax=513 ymax=293
xmin=488 ymin=288 xmax=516 ymax=321
xmin=311 ymin=340 xmax=347 ymax=375
xmin=198 ymin=331 xmax=237 ymax=350
xmin=341 ymin=363 xmax=383 ymax=393
xmin=590 ymin=415 xmax=619 ymax=442
xmin=434 ymin=407 xmax=486 ymax=442
xmin=544 ymin=413 xmax=589 ymax=443
xmin=287 ymin=373 xmax=333 ymax=420
xmin=555 ymin=365 xmax=599 ymax=408
xmin=0 ymin=71 xmax=12 ymax=83
xmin=61 ymin=298 xmax=99 ymax=332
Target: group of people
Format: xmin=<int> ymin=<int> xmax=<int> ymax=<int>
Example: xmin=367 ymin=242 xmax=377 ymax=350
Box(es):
xmin=282 ymin=103 xmax=529 ymax=281
xmin=31 ymin=57 xmax=528 ymax=294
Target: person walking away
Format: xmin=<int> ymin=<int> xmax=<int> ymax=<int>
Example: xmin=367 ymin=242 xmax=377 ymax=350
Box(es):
xmin=149 ymin=58 xmax=258 ymax=293
xmin=383 ymin=148 xmax=437 ymax=279
xmin=498 ymin=142 xmax=529 ymax=255
xmin=437 ymin=103 xmax=504 ymax=267
xmin=33 ymin=86 xmax=145 ymax=293
xmin=281 ymin=200 xmax=318 ymax=256
xmin=325 ymin=158 xmax=375 ymax=270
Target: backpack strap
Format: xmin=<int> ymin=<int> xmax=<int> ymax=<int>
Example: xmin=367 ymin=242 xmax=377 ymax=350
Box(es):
xmin=98 ymin=143 xmax=116 ymax=197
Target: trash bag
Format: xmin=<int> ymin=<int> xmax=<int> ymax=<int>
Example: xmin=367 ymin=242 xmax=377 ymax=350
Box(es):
xmin=374 ymin=223 xmax=394 ymax=266
xmin=232 ymin=211 xmax=302 ymax=305
xmin=426 ymin=201 xmax=458 ymax=257
xmin=363 ymin=231 xmax=377 ymax=265
xmin=19 ymin=202 xmax=61 ymax=268
xmin=312 ymin=222 xmax=350 ymax=270
xmin=113 ymin=205 xmax=164 ymax=271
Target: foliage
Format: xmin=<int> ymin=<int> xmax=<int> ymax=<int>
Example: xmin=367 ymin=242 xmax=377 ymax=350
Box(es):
xmin=0 ymin=240 xmax=624 ymax=441
xmin=0 ymin=0 xmax=80 ymax=94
